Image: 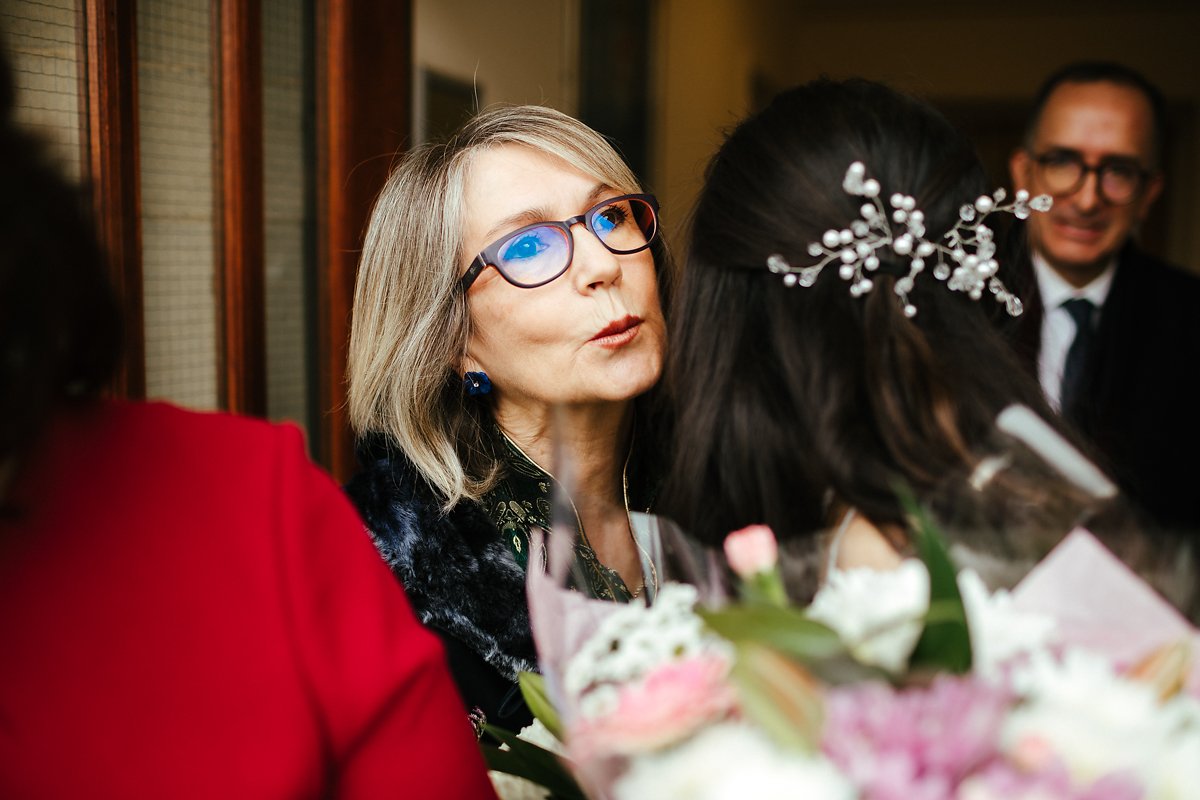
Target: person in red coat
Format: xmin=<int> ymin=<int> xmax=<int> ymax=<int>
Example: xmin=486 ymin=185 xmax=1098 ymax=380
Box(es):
xmin=0 ymin=45 xmax=496 ymax=799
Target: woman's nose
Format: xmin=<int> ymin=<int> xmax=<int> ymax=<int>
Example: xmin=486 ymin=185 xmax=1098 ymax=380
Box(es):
xmin=569 ymin=222 xmax=623 ymax=291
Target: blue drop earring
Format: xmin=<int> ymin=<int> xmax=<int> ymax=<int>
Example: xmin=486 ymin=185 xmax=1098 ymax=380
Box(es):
xmin=463 ymin=371 xmax=492 ymax=396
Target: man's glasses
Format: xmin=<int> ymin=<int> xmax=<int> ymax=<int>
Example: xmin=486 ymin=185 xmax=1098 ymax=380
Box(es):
xmin=460 ymin=193 xmax=659 ymax=291
xmin=1030 ymin=148 xmax=1153 ymax=206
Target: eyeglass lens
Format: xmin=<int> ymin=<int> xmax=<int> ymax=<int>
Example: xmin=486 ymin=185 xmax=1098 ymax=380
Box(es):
xmin=591 ymin=196 xmax=658 ymax=254
xmin=492 ymin=196 xmax=657 ymax=287
xmin=1037 ymin=151 xmax=1143 ymax=204
xmin=494 ymin=227 xmax=571 ymax=286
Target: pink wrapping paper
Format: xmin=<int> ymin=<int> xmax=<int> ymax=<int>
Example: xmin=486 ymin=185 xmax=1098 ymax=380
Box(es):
xmin=1011 ymin=527 xmax=1200 ymax=695
xmin=525 ymin=528 xmax=623 ymax=722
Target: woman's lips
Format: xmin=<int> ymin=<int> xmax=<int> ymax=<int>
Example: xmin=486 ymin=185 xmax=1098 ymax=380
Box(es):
xmin=590 ymin=315 xmax=643 ymax=347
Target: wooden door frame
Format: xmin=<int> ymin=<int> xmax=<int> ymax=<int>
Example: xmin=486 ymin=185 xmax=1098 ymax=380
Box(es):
xmin=315 ymin=0 xmax=412 ymax=481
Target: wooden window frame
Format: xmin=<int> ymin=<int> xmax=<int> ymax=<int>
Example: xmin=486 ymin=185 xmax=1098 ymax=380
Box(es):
xmin=84 ymin=0 xmax=144 ymax=398
xmin=215 ymin=0 xmax=267 ymax=416
xmin=85 ymin=0 xmax=269 ymax=414
xmin=83 ymin=0 xmax=413 ymax=480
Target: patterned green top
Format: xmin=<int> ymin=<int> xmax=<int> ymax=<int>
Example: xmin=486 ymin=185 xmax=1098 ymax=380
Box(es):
xmin=481 ymin=430 xmax=647 ymax=602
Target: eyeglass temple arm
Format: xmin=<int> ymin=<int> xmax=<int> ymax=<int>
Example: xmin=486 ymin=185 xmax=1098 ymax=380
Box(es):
xmin=460 ymin=257 xmax=486 ymax=291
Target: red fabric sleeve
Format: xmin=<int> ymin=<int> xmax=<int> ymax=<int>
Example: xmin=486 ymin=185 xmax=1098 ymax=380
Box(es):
xmin=0 ymin=403 xmax=497 ymax=797
xmin=268 ymin=425 xmax=499 ymax=799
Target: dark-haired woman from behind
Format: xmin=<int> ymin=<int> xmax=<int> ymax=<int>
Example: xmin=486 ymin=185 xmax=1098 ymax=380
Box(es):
xmin=0 ymin=45 xmax=495 ymax=798
xmin=660 ymin=78 xmax=1152 ymax=601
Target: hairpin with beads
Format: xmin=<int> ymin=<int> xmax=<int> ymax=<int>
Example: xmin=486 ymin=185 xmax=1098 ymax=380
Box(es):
xmin=767 ymin=162 xmax=1052 ymax=317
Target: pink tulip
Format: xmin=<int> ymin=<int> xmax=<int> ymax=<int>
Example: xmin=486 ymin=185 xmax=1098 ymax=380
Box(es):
xmin=724 ymin=525 xmax=779 ymax=578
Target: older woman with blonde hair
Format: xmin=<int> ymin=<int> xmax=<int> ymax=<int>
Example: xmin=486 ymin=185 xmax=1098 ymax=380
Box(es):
xmin=346 ymin=105 xmax=670 ymax=731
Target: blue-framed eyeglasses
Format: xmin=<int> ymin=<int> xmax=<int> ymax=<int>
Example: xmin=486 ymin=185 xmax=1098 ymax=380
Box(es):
xmin=460 ymin=193 xmax=659 ymax=291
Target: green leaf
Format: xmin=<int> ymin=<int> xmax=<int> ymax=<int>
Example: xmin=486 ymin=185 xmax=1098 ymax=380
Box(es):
xmin=481 ymin=724 xmax=587 ymax=800
xmin=699 ymin=605 xmax=844 ymax=661
xmin=702 ymin=604 xmax=890 ymax=686
xmin=729 ymin=642 xmax=824 ymax=752
xmin=519 ymin=672 xmax=564 ymax=742
xmin=796 ymin=648 xmax=893 ymax=686
xmin=923 ymin=598 xmax=968 ymax=627
xmin=900 ymin=490 xmax=973 ymax=673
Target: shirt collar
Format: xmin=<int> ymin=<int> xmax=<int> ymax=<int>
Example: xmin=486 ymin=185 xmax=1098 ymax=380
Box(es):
xmin=1032 ymin=251 xmax=1117 ymax=311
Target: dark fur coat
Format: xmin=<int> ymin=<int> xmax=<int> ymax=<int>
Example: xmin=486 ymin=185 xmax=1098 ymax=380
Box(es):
xmin=345 ymin=443 xmax=537 ymax=725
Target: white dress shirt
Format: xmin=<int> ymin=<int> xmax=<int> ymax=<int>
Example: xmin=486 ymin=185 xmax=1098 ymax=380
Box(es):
xmin=1034 ymin=253 xmax=1117 ymax=411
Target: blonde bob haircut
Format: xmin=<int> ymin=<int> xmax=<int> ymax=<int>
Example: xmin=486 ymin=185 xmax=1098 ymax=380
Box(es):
xmin=348 ymin=104 xmax=659 ymax=509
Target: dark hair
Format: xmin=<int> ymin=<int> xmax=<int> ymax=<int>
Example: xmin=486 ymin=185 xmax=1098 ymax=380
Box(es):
xmin=660 ymin=78 xmax=1092 ymax=592
xmin=1022 ymin=61 xmax=1167 ymax=167
xmin=0 ymin=46 xmax=121 ymax=468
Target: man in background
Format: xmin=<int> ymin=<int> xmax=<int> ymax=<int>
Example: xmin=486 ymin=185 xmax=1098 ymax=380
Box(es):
xmin=1009 ymin=61 xmax=1200 ymax=534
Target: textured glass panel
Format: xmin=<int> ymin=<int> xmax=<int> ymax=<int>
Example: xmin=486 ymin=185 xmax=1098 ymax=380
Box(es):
xmin=263 ymin=0 xmax=314 ymax=433
xmin=2 ymin=0 xmax=82 ymax=180
xmin=137 ymin=0 xmax=218 ymax=409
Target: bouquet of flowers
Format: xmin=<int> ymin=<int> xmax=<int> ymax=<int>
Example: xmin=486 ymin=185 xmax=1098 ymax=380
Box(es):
xmin=484 ymin=506 xmax=1200 ymax=800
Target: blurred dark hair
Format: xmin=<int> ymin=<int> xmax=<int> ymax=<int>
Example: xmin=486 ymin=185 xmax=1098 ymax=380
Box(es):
xmin=1022 ymin=61 xmax=1167 ymax=167
xmin=0 ymin=46 xmax=121 ymax=467
xmin=660 ymin=78 xmax=1096 ymax=592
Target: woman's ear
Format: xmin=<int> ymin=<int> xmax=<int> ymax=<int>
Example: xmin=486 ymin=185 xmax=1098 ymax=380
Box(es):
xmin=458 ymin=350 xmax=483 ymax=377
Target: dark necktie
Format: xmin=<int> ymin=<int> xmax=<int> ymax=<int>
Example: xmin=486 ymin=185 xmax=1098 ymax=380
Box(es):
xmin=1059 ymin=298 xmax=1096 ymax=416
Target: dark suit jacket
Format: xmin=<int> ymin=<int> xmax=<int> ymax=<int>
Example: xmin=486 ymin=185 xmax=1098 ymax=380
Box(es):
xmin=1012 ymin=244 xmax=1200 ymax=535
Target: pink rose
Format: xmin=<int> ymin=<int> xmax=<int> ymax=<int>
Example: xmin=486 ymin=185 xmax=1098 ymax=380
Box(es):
xmin=569 ymin=655 xmax=737 ymax=761
xmin=724 ymin=525 xmax=779 ymax=578
xmin=1009 ymin=733 xmax=1058 ymax=773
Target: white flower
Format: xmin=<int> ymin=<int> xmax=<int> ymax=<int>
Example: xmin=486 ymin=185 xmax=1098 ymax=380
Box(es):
xmin=1144 ymin=724 xmax=1200 ymax=800
xmin=563 ymin=583 xmax=732 ymax=715
xmin=488 ymin=771 xmax=550 ymax=800
xmin=957 ymin=568 xmax=1057 ymax=676
xmin=612 ymin=722 xmax=855 ymax=800
xmin=1003 ymin=648 xmax=1197 ymax=788
xmin=576 ymin=683 xmax=621 ymax=720
xmin=517 ymin=719 xmax=562 ymax=754
xmin=487 ymin=721 xmax=562 ymax=800
xmin=807 ymin=559 xmax=929 ymax=673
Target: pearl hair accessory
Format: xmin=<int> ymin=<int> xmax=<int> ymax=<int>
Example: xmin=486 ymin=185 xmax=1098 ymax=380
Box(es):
xmin=766 ymin=162 xmax=1052 ymax=317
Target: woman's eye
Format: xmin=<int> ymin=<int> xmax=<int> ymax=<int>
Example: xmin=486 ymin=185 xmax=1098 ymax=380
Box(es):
xmin=501 ymin=232 xmax=550 ymax=261
xmin=594 ymin=204 xmax=630 ymax=236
